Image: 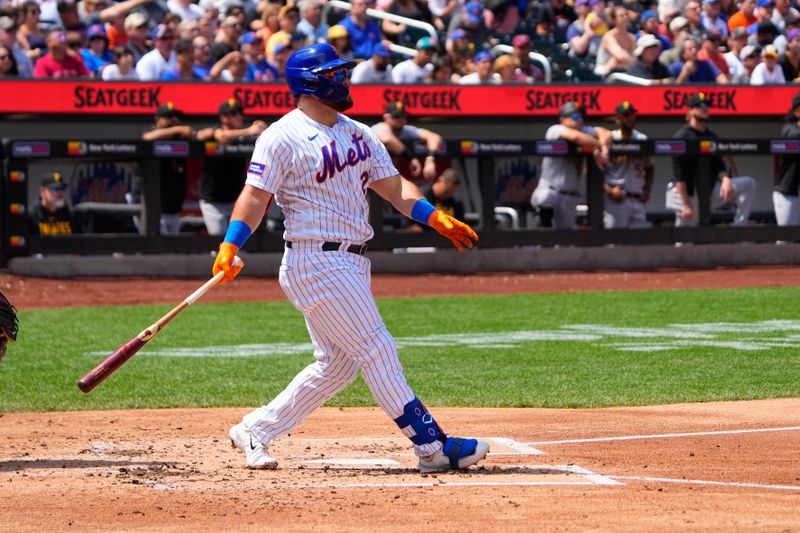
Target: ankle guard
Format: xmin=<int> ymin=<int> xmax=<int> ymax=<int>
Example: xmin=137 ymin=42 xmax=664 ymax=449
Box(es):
xmin=394 ymin=397 xmax=445 ymax=446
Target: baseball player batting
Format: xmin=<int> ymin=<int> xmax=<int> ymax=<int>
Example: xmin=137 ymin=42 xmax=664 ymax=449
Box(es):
xmin=213 ymin=43 xmax=488 ymax=473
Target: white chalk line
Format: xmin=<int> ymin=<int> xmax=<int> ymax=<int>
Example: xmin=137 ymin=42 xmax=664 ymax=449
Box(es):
xmin=526 ymin=426 xmax=800 ymax=446
xmin=611 ymin=476 xmax=800 ymax=492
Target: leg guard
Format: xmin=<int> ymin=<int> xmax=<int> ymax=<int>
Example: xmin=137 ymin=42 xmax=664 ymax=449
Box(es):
xmin=393 ymin=397 xmax=445 ymax=447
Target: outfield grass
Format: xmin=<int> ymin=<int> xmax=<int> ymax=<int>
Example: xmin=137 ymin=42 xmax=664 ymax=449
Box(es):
xmin=1 ymin=287 xmax=798 ymax=412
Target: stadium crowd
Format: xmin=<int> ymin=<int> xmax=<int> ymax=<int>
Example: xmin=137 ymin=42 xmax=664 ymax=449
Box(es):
xmin=2 ymin=0 xmax=800 ymax=83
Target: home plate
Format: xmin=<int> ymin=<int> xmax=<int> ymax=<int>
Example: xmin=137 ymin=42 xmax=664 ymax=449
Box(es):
xmin=304 ymin=458 xmax=400 ymax=467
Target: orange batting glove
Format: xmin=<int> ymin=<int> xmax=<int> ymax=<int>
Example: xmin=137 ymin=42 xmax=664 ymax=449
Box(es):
xmin=213 ymin=242 xmax=242 ymax=284
xmin=428 ymin=211 xmax=478 ymax=251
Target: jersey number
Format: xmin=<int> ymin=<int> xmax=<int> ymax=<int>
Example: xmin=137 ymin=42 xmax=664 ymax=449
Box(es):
xmin=360 ymin=171 xmax=369 ymax=193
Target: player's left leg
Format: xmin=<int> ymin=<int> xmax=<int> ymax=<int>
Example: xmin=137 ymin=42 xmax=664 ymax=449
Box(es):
xmin=730 ymin=176 xmax=757 ymax=225
xmin=627 ymin=198 xmax=649 ymax=228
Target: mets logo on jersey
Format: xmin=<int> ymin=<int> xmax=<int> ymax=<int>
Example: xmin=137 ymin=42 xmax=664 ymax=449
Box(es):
xmin=315 ymin=134 xmax=372 ymax=184
xmin=247 ymin=161 xmax=266 ymax=178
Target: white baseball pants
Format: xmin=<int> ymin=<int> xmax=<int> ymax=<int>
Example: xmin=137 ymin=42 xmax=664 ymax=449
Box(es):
xmin=603 ymin=197 xmax=649 ymax=228
xmin=773 ymin=190 xmax=799 ymax=226
xmin=666 ymin=176 xmax=757 ymax=226
xmin=243 ymin=242 xmax=442 ymax=457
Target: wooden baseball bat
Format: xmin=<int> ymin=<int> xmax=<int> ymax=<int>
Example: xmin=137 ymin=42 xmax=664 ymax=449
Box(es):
xmin=77 ymin=257 xmax=243 ymax=393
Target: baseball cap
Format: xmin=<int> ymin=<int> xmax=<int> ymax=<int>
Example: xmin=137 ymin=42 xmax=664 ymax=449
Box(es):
xmin=240 ymin=31 xmax=260 ymax=45
xmin=669 ymin=16 xmax=689 ymax=33
xmin=756 ymin=20 xmax=778 ymax=34
xmin=615 ymin=101 xmax=637 ymax=115
xmin=0 ymin=15 xmax=16 ymax=32
xmin=87 ymin=23 xmax=107 ymax=40
xmin=416 ymin=36 xmax=437 ymax=50
xmin=219 ymin=98 xmax=244 ymax=115
xmin=787 ymin=28 xmax=800 ymax=42
xmin=273 ymin=41 xmax=289 ymax=54
xmin=687 ymin=92 xmax=708 ymax=109
xmin=512 ymin=34 xmax=531 ymax=47
xmin=385 ymin=101 xmax=409 ymax=118
xmin=474 ymin=50 xmax=492 ymax=62
xmin=739 ymin=44 xmax=758 ymax=60
xmin=151 ymin=24 xmax=172 ymax=41
xmin=41 ymin=171 xmax=67 ymax=189
xmin=372 ymin=42 xmax=391 ymax=58
xmin=124 ymin=12 xmax=148 ymax=31
xmin=757 ymin=0 xmax=773 ymax=7
xmin=451 ymin=28 xmax=467 ymax=40
xmin=634 ymin=33 xmax=662 ymax=56
xmin=730 ymin=26 xmax=748 ymax=39
xmin=327 ymin=24 xmax=348 ymax=40
xmin=559 ymin=101 xmax=585 ymax=119
xmin=703 ymin=29 xmax=722 ymax=41
xmin=640 ymin=9 xmax=657 ymax=23
xmin=57 ymin=0 xmax=77 ymax=13
xmin=155 ymin=101 xmax=183 ymax=117
xmin=465 ymin=0 xmax=483 ymax=24
xmin=762 ymin=44 xmax=779 ymax=58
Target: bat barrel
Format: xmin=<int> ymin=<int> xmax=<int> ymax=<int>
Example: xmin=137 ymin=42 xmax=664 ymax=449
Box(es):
xmin=77 ymin=335 xmax=147 ymax=393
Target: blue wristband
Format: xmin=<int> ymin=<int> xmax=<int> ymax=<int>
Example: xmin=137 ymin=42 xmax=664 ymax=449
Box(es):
xmin=223 ymin=220 xmax=252 ymax=248
xmin=410 ymin=199 xmax=437 ymax=225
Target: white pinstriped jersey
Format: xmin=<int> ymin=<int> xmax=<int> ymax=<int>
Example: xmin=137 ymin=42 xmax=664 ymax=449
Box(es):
xmin=245 ymin=108 xmax=398 ymax=243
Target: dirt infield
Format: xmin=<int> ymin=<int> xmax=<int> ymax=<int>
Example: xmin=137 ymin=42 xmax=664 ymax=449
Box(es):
xmin=2 ymin=267 xmax=799 ymax=531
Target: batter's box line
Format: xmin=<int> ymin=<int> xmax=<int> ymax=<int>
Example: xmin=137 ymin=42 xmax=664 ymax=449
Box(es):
xmin=284 ymin=436 xmax=545 ymax=456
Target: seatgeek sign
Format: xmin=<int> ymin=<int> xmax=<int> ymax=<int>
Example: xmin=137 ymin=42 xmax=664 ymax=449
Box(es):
xmin=1 ymin=81 xmax=798 ymax=117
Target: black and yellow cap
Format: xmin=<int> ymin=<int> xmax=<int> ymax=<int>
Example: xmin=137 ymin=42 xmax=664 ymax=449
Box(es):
xmin=687 ymin=92 xmax=708 ymax=109
xmin=155 ymin=101 xmax=183 ymax=117
xmin=41 ymin=171 xmax=66 ymax=188
xmin=219 ymin=98 xmax=244 ymax=115
xmin=615 ymin=100 xmax=638 ymax=115
xmin=385 ymin=101 xmax=409 ymax=118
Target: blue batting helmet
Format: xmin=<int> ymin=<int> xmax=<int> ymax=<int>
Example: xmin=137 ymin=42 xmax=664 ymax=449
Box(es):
xmin=285 ymin=43 xmax=357 ymax=103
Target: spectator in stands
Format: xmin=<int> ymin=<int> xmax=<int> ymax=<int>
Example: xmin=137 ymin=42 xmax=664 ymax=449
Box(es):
xmin=661 ymin=17 xmax=692 ymax=66
xmin=724 ymin=26 xmax=750 ymax=79
xmin=340 ymin=0 xmax=382 ymax=59
xmin=240 ymin=31 xmax=278 ymax=81
xmin=351 ymin=41 xmax=393 ymax=83
xmin=209 ymin=48 xmax=248 ymax=80
xmin=101 ymin=45 xmax=138 ymax=79
xmin=594 ymin=5 xmax=636 ymax=76
xmin=530 ymin=101 xmax=611 ymax=229
xmin=447 ymin=1 xmax=488 ymax=51
xmin=732 ymin=44 xmax=760 ymax=82
xmin=383 ymin=0 xmax=433 ymax=46
xmin=627 ymin=34 xmax=673 ymax=83
xmin=752 ymin=20 xmax=780 ymax=52
xmin=123 ymin=12 xmax=150 ymax=64
xmin=17 ymin=1 xmax=47 ymax=61
xmin=29 ymin=171 xmax=80 ymax=236
xmin=772 ymin=0 xmax=799 ymax=31
xmin=196 ymin=99 xmax=267 ymax=235
xmin=774 ymin=93 xmax=800 ymax=225
xmin=728 ymin=0 xmax=758 ymax=32
xmin=413 ymin=168 xmax=465 ymax=230
xmin=485 ymin=0 xmax=521 ymax=37
xmin=667 ymin=93 xmax=756 ymax=226
xmin=603 ymin=101 xmax=654 ymax=229
xmin=511 ymin=34 xmax=545 ymax=81
xmin=296 ymin=0 xmax=328 ymax=43
xmin=0 ymin=8 xmax=34 ymax=77
xmin=669 ymin=37 xmax=730 ymax=83
xmin=34 ymin=30 xmax=90 ymax=77
xmin=392 ymin=36 xmax=436 ymax=83
xmin=161 ymin=38 xmax=202 ymax=79
xmin=539 ymin=0 xmax=577 ymax=43
xmin=636 ymin=10 xmax=673 ymax=51
xmin=211 ymin=15 xmax=242 ymax=62
xmin=168 ymin=0 xmax=204 ymax=22
xmin=781 ymin=27 xmax=800 ymax=81
xmin=493 ymin=52 xmax=526 ymax=82
xmin=71 ymin=0 xmax=152 ymax=31
xmin=660 ymin=7 xmax=682 ymax=40
xmin=55 ymin=0 xmax=86 ymax=34
xmin=327 ymin=24 xmax=354 ymax=62
xmin=198 ymin=10 xmax=218 ymax=40
xmin=81 ymin=23 xmax=112 ymax=76
xmin=701 ymin=0 xmax=730 ymax=37
xmin=445 ymin=27 xmax=473 ymax=75
xmin=0 ymin=44 xmax=19 ymax=77
xmin=255 ymin=3 xmax=280 ymax=43
xmin=751 ymin=44 xmax=786 ymax=83
xmin=106 ymin=13 xmax=128 ymax=49
xmin=136 ymin=24 xmax=177 ymax=80
xmin=372 ymin=101 xmax=444 ymax=181
xmin=429 ymin=0 xmax=462 ymax=32
xmin=568 ymin=0 xmax=605 ymax=61
xmin=191 ymin=34 xmax=212 ymax=77
xmin=141 ymin=102 xmax=194 ymax=234
xmin=178 ymin=19 xmax=200 ymax=41
xmin=683 ymin=1 xmax=706 ymax=38
xmin=266 ymin=5 xmax=300 ymax=60
xmin=749 ymin=0 xmax=775 ymax=32
xmin=430 ymin=54 xmax=456 ymax=82
xmin=270 ymin=40 xmax=290 ymax=79
xmin=164 ymin=12 xmax=182 ymax=33
xmin=459 ymin=49 xmax=499 ymax=83
xmin=697 ymin=31 xmax=730 ymax=77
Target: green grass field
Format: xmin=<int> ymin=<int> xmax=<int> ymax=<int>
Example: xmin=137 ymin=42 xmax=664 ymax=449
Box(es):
xmin=2 ymin=287 xmax=799 ymax=413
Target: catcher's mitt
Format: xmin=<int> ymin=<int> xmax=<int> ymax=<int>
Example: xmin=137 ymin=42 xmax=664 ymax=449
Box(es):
xmin=0 ymin=290 xmax=18 ymax=361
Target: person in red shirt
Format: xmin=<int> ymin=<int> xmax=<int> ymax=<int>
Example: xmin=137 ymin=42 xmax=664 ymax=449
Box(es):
xmin=696 ymin=31 xmax=730 ymax=75
xmin=728 ymin=0 xmax=758 ymax=31
xmin=33 ymin=31 xmax=90 ymax=78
